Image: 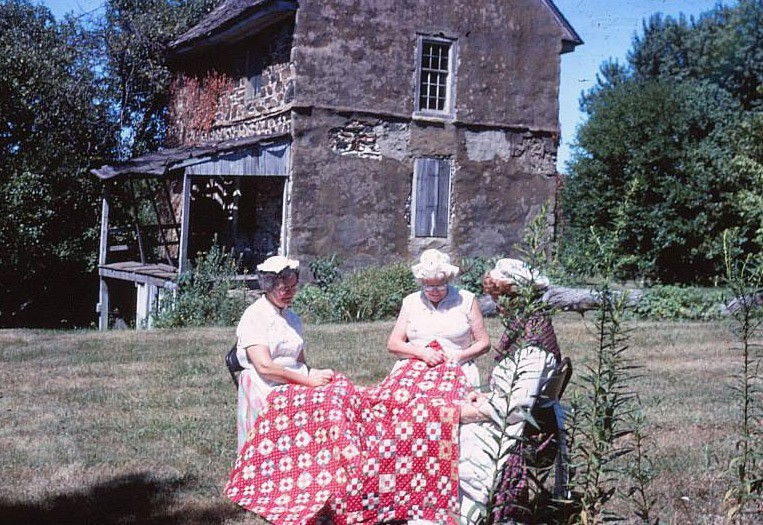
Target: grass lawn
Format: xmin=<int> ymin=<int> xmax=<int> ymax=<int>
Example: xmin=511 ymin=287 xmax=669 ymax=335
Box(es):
xmin=0 ymin=315 xmax=757 ymax=524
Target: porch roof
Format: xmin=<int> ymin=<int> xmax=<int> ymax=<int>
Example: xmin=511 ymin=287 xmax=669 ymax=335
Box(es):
xmin=91 ymin=132 xmax=289 ymax=181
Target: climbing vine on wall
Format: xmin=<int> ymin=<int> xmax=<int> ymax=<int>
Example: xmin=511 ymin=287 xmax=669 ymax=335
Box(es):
xmin=167 ymin=70 xmax=233 ymax=146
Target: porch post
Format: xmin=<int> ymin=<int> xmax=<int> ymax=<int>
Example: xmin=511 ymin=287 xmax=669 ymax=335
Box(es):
xmin=178 ymin=171 xmax=191 ymax=275
xmin=97 ymin=188 xmax=110 ymax=330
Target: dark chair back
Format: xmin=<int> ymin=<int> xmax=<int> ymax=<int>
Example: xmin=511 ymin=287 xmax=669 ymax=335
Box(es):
xmin=225 ymin=343 xmax=244 ymax=388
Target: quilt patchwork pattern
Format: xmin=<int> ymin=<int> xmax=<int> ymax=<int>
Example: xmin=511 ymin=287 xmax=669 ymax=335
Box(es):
xmin=225 ymin=357 xmax=470 ymax=524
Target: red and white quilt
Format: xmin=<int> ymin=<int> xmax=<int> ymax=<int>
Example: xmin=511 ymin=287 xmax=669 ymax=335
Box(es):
xmin=225 ymin=356 xmax=471 ymax=524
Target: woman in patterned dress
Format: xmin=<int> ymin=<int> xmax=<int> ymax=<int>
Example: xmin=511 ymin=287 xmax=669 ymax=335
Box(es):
xmin=459 ymin=258 xmax=563 ymax=523
xmin=234 ymin=255 xmax=334 ymax=450
xmin=387 ymin=249 xmax=491 ymax=389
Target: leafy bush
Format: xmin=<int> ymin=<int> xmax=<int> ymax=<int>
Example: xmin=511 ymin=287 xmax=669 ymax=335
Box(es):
xmin=635 ymin=285 xmax=723 ymax=320
xmin=294 ymin=262 xmax=417 ymax=323
xmin=309 ymin=254 xmax=343 ymax=291
xmin=291 ymin=284 xmax=338 ymax=323
xmin=458 ymin=256 xmax=498 ymax=295
xmin=152 ymin=245 xmax=248 ymax=328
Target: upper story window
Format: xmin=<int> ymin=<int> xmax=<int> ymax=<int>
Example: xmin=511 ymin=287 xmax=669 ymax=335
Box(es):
xmin=415 ymin=35 xmax=456 ymax=117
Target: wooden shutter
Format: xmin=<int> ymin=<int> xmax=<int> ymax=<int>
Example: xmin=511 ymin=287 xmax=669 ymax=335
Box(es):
xmin=414 ymin=158 xmax=450 ymax=237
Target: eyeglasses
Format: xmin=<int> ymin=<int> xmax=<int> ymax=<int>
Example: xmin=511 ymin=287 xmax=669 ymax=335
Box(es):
xmin=422 ymin=284 xmax=448 ymax=292
xmin=275 ymin=284 xmax=298 ymax=295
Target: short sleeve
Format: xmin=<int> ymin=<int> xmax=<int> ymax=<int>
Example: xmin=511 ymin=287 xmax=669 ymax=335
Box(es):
xmin=236 ymin=303 xmax=273 ymax=367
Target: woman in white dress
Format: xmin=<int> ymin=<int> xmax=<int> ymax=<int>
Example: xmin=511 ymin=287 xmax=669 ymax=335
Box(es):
xmin=386 ymin=248 xmax=490 ymax=388
xmin=235 ymin=255 xmax=334 ymax=450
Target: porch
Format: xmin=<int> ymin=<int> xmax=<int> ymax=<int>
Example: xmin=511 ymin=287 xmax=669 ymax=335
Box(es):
xmin=92 ymin=133 xmax=291 ymax=329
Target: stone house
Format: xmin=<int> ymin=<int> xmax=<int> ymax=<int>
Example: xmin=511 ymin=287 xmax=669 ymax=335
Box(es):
xmin=92 ymin=0 xmax=581 ymax=329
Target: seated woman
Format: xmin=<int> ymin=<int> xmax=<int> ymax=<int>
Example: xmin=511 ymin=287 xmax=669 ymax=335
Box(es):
xmin=459 ymin=258 xmax=563 ymax=523
xmin=387 ymin=248 xmax=490 ymax=388
xmin=235 ymin=255 xmax=334 ymax=450
xmin=484 ymin=258 xmax=561 ymax=404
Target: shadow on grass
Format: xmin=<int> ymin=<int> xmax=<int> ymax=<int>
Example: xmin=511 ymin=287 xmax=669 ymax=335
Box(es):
xmin=0 ymin=472 xmax=246 ymax=524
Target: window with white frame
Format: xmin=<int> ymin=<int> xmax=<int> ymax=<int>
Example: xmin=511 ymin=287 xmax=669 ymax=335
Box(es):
xmin=412 ymin=157 xmax=451 ymax=237
xmin=415 ymin=36 xmax=456 ymax=116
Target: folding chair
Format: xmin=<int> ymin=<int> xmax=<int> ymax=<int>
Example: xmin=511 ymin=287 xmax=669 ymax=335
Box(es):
xmin=225 ymin=342 xmax=244 ymax=388
xmin=527 ymin=357 xmax=573 ymax=498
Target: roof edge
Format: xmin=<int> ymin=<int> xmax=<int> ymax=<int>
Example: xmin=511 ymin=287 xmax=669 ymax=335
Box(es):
xmin=91 ymin=132 xmax=290 ymax=180
xmin=541 ymin=0 xmax=584 ymax=53
xmin=170 ymin=0 xmax=298 ymax=57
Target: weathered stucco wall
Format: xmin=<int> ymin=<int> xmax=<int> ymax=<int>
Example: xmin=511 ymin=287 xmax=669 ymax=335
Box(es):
xmin=289 ymin=109 xmax=414 ymax=268
xmin=288 ymin=110 xmax=558 ymax=266
xmin=292 ymin=0 xmax=565 ymax=131
xmin=453 ymin=128 xmax=558 ymax=254
xmin=284 ymin=0 xmax=566 ymax=265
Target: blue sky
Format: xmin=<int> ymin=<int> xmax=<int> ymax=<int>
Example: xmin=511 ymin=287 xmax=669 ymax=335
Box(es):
xmin=553 ymin=0 xmax=727 ymax=171
xmin=42 ymin=0 xmax=730 ymax=172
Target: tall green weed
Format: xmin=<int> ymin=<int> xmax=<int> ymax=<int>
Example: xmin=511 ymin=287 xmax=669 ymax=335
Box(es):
xmin=152 ymin=244 xmax=247 ymax=328
xmin=566 ymin=225 xmax=659 ymax=524
xmin=721 ymin=231 xmax=763 ymax=523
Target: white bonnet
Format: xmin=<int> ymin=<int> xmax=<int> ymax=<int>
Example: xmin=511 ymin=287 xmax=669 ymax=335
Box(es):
xmin=257 ymin=255 xmax=300 ymax=273
xmin=488 ymin=258 xmax=549 ymax=289
xmin=411 ymin=249 xmax=460 ymax=280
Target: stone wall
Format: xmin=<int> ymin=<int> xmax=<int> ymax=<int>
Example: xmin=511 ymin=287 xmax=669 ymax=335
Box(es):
xmin=216 ymin=20 xmax=295 ymax=126
xmin=177 ymin=18 xmax=296 ymax=144
xmin=205 ymin=111 xmax=291 ymax=142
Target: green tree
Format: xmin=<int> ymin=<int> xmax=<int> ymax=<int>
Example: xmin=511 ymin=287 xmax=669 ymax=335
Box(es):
xmin=0 ymin=0 xmax=115 ymax=326
xmin=0 ymin=0 xmax=221 ymax=326
xmin=562 ymin=0 xmax=763 ymax=283
xmin=630 ymin=2 xmax=763 ymax=111
xmin=100 ymin=0 xmax=218 ymax=157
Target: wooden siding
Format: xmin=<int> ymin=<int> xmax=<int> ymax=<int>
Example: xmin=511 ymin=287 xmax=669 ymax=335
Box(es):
xmin=185 ymin=141 xmax=290 ymax=176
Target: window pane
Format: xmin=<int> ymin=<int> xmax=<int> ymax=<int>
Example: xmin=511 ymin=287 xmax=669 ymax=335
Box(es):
xmin=418 ymin=40 xmax=451 ymax=113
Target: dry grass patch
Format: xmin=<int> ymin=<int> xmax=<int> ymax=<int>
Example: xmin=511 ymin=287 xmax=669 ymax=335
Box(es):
xmin=0 ymin=316 xmax=757 ymax=524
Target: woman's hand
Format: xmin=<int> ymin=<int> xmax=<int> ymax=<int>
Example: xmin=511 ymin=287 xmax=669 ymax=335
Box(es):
xmin=460 ymin=392 xmax=491 ymax=423
xmin=466 ymin=389 xmax=483 ymax=403
xmin=417 ymin=346 xmax=446 ymax=367
xmin=308 ymin=368 xmax=335 ymax=387
xmin=442 ymin=348 xmax=462 ymax=363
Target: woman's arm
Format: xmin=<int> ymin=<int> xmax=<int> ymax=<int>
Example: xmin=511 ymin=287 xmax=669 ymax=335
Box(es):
xmin=247 ymin=345 xmax=331 ymax=387
xmin=454 ymin=299 xmax=491 ymax=363
xmin=386 ymin=308 xmax=445 ymax=367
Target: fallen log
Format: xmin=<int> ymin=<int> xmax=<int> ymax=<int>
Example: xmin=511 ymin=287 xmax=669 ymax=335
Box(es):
xmin=719 ymin=290 xmax=763 ymax=315
xmin=479 ymin=286 xmax=762 ymax=317
xmin=542 ymin=285 xmax=643 ymax=313
xmin=478 ymin=285 xmax=643 ymax=316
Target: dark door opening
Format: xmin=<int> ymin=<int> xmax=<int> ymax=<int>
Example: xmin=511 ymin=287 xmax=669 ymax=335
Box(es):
xmin=188 ymin=175 xmax=285 ymax=272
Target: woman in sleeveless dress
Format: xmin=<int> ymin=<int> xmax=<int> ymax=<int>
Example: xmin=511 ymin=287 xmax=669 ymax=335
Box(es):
xmin=387 ymin=249 xmax=491 ymax=389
